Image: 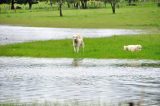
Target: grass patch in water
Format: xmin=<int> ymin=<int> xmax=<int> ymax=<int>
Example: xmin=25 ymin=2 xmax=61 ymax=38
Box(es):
xmin=0 ymin=34 xmax=160 ymax=60
xmin=0 ymin=100 xmax=140 ymax=106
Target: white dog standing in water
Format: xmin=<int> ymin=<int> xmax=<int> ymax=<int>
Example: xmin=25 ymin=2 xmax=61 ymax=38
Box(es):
xmin=72 ymin=34 xmax=84 ymax=53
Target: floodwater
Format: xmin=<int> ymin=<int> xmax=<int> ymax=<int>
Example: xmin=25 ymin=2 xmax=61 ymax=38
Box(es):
xmin=0 ymin=57 xmax=160 ymax=105
xmin=0 ymin=25 xmax=145 ymax=45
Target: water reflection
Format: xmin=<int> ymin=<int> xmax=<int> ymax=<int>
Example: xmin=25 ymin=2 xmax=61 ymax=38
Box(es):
xmin=72 ymin=58 xmax=83 ymax=67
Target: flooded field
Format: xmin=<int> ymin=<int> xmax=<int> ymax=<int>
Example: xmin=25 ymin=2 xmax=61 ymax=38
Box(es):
xmin=0 ymin=25 xmax=145 ymax=45
xmin=0 ymin=57 xmax=160 ymax=105
xmin=0 ymin=25 xmax=159 ymax=105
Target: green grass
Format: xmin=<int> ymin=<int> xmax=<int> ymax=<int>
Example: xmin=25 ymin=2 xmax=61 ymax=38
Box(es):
xmin=0 ymin=101 xmax=132 ymax=106
xmin=0 ymin=34 xmax=160 ymax=60
xmin=0 ymin=4 xmax=160 ymax=29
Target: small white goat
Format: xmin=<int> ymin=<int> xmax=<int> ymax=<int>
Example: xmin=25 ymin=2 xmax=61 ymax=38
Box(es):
xmin=124 ymin=45 xmax=142 ymax=52
xmin=72 ymin=34 xmax=84 ymax=53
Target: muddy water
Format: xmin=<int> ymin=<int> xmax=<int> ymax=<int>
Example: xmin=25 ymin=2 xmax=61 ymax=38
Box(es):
xmin=0 ymin=57 xmax=160 ymax=105
xmin=0 ymin=25 xmax=145 ymax=45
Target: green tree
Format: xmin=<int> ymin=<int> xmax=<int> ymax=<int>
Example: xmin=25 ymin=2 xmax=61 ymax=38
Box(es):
xmin=107 ymin=0 xmax=119 ymax=14
xmin=66 ymin=0 xmax=80 ymax=9
xmin=11 ymin=0 xmax=15 ymax=9
xmin=0 ymin=0 xmax=38 ymax=10
xmin=81 ymin=0 xmax=88 ymax=8
xmin=57 ymin=0 xmax=63 ymax=16
xmin=0 ymin=0 xmax=16 ymax=9
xmin=16 ymin=0 xmax=38 ymax=10
xmin=26 ymin=0 xmax=38 ymax=9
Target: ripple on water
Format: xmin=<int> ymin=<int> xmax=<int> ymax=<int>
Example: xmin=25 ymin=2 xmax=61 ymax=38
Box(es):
xmin=0 ymin=57 xmax=160 ymax=106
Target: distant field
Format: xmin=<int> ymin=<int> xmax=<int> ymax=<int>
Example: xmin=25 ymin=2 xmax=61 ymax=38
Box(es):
xmin=0 ymin=2 xmax=160 ymax=29
xmin=0 ymin=34 xmax=159 ymax=60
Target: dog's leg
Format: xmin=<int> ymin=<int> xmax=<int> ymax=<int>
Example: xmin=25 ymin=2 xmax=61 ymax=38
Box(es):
xmin=74 ymin=46 xmax=76 ymax=52
xmin=77 ymin=46 xmax=79 ymax=53
xmin=73 ymin=40 xmax=76 ymax=53
xmin=82 ymin=41 xmax=85 ymax=52
xmin=74 ymin=46 xmax=78 ymax=53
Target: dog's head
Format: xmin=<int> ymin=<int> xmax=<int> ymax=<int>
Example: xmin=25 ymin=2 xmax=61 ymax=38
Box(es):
xmin=73 ymin=34 xmax=78 ymax=40
xmin=73 ymin=34 xmax=80 ymax=40
xmin=123 ymin=46 xmax=128 ymax=50
xmin=137 ymin=45 xmax=142 ymax=49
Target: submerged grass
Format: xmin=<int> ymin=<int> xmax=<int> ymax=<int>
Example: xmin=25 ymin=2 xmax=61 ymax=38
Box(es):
xmin=0 ymin=34 xmax=160 ymax=60
xmin=0 ymin=100 xmax=140 ymax=106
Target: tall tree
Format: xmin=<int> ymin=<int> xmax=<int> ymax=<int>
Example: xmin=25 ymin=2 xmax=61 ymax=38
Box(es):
xmin=26 ymin=0 xmax=38 ymax=9
xmin=27 ymin=0 xmax=32 ymax=9
xmin=58 ymin=0 xmax=63 ymax=16
xmin=107 ymin=0 xmax=119 ymax=14
xmin=81 ymin=0 xmax=87 ymax=9
xmin=11 ymin=0 xmax=15 ymax=9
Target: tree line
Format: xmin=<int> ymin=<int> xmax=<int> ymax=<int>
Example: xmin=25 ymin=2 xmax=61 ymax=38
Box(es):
xmin=0 ymin=0 xmax=158 ymax=16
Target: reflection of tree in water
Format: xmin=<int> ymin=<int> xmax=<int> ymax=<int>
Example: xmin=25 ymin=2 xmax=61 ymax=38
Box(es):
xmin=72 ymin=58 xmax=83 ymax=67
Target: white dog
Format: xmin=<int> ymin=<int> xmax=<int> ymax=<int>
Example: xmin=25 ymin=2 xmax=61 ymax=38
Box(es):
xmin=124 ymin=45 xmax=142 ymax=52
xmin=72 ymin=34 xmax=84 ymax=53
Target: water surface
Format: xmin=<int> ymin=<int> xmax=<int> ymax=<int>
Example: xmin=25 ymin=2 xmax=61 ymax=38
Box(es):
xmin=0 ymin=25 xmax=145 ymax=45
xmin=0 ymin=57 xmax=160 ymax=105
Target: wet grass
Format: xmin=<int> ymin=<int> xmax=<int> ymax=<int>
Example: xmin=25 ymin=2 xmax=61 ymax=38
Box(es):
xmin=0 ymin=100 xmax=139 ymax=106
xmin=0 ymin=4 xmax=160 ymax=29
xmin=0 ymin=34 xmax=160 ymax=60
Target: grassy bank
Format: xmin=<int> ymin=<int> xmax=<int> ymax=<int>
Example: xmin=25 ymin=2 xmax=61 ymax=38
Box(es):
xmin=0 ymin=5 xmax=160 ymax=29
xmin=0 ymin=34 xmax=160 ymax=60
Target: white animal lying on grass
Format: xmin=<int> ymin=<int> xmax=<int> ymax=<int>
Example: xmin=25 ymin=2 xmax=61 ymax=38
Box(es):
xmin=72 ymin=33 xmax=84 ymax=53
xmin=124 ymin=45 xmax=142 ymax=52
